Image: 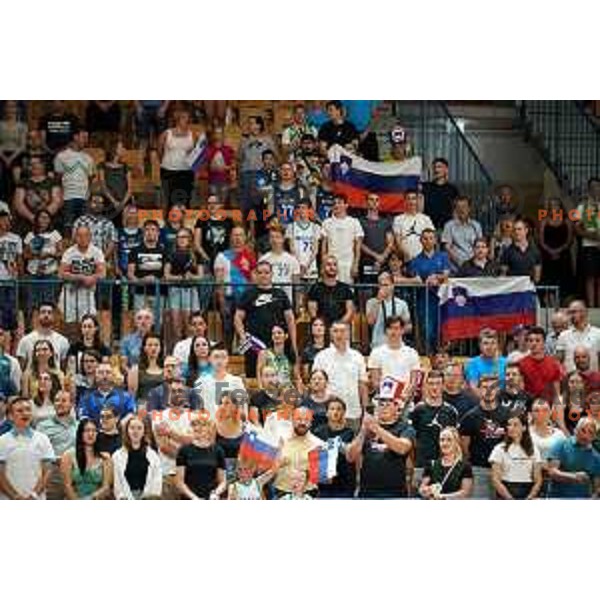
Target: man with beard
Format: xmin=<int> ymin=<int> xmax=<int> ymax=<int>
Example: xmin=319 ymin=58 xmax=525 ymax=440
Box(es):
xmin=274 ymin=407 xmax=324 ymax=498
xmin=496 ymin=364 xmax=533 ymax=412
xmin=307 ymin=255 xmax=355 ymax=326
xmin=459 ymin=375 xmax=510 ymax=499
xmin=313 ymin=398 xmax=357 ymax=498
xmin=16 ymin=301 xmax=69 ymax=370
xmin=347 ymin=396 xmax=415 ymax=498
xmin=150 ymin=377 xmax=196 ymax=499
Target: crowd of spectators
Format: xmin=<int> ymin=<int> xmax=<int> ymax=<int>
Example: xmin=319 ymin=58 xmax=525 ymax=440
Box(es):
xmin=0 ymin=99 xmax=599 ymax=500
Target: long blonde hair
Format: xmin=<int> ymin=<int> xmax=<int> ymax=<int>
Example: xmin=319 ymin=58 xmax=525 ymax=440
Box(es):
xmin=439 ymin=426 xmax=463 ymax=461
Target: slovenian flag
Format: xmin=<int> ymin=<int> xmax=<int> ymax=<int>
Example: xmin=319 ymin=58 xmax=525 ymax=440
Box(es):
xmin=187 ymin=132 xmax=208 ymax=174
xmin=239 ymin=429 xmax=279 ymax=470
xmin=439 ymin=276 xmax=537 ymax=341
xmin=328 ymin=145 xmax=421 ymax=213
xmin=308 ymin=439 xmax=339 ymax=485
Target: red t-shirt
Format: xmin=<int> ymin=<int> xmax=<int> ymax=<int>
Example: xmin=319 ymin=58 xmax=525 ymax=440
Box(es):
xmin=207 ymin=144 xmax=235 ymax=184
xmin=518 ymin=355 xmax=565 ymax=401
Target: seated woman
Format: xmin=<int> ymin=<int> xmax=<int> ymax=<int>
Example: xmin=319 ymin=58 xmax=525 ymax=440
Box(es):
xmin=419 ymin=426 xmax=473 ymax=500
xmin=184 ymin=336 xmax=213 ymax=387
xmin=32 ymin=371 xmax=62 ymax=426
xmin=112 ymin=416 xmax=162 ymax=500
xmin=300 ymin=317 xmax=327 ymax=382
xmin=127 ymin=333 xmax=164 ymax=411
xmin=96 ymin=406 xmax=122 ymax=456
xmin=22 ymin=339 xmax=65 ymax=399
xmin=489 ymin=411 xmax=543 ymax=500
xmin=215 ymin=391 xmax=245 ymax=483
xmin=175 ymin=415 xmax=227 ymax=500
xmin=300 ymin=369 xmax=330 ymax=431
xmin=60 ymin=417 xmax=112 ymax=500
xmin=256 ymin=324 xmax=301 ymax=391
xmin=67 ymin=313 xmax=111 ymax=376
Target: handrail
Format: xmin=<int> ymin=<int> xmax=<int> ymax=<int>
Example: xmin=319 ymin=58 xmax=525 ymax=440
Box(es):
xmin=519 ymin=100 xmax=600 ymax=196
xmin=436 ymin=101 xmax=494 ymax=185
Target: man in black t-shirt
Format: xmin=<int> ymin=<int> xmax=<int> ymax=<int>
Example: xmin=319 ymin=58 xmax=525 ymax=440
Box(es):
xmin=127 ymin=219 xmax=166 ymax=310
xmin=496 ymin=364 xmax=532 ymax=412
xmin=459 ymin=375 xmax=510 ymax=499
xmin=314 ymin=397 xmax=356 ymax=498
xmin=422 ymin=157 xmax=459 ymax=230
xmin=442 ymin=362 xmax=477 ymax=420
xmin=38 ymin=101 xmax=81 ymax=153
xmin=347 ymin=397 xmax=415 ymax=498
xmin=318 ymin=101 xmax=359 ymax=152
xmin=194 ymin=195 xmax=233 ymax=270
xmin=234 ymin=261 xmax=298 ymax=377
xmin=499 ymin=219 xmax=542 ymax=283
xmin=410 ymin=370 xmax=458 ymax=472
xmin=307 ymin=255 xmax=355 ymax=326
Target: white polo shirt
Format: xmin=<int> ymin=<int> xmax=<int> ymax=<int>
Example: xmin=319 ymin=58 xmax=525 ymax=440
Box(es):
xmin=368 ymin=342 xmax=421 ymax=384
xmin=312 ymin=345 xmax=367 ymax=419
xmin=556 ymin=324 xmax=600 ymax=371
xmin=0 ymin=428 xmax=55 ymax=499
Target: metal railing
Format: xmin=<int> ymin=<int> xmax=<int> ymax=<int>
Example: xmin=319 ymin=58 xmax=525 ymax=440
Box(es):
xmin=1 ymin=278 xmax=560 ymax=357
xmin=390 ymin=101 xmax=496 ymax=232
xmin=519 ymin=100 xmax=600 ymax=196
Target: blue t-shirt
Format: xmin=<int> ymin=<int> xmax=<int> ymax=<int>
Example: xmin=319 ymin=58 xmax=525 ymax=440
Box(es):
xmin=407 ymin=251 xmax=451 ymax=281
xmin=341 ymin=100 xmax=380 ymax=132
xmin=464 ymin=355 xmax=507 ymax=387
xmin=548 ymin=437 xmax=600 ymax=498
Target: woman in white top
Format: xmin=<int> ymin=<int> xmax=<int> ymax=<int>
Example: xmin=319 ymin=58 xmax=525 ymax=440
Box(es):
xmin=489 ymin=410 xmax=543 ymax=500
xmin=158 ymin=109 xmax=196 ymax=208
xmin=112 ymin=416 xmax=162 ymax=500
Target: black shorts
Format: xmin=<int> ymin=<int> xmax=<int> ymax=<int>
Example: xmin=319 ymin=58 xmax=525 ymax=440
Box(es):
xmin=581 ymin=246 xmax=600 ymax=277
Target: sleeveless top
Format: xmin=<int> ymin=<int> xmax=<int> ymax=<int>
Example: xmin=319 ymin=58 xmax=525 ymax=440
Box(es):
xmin=264 ymin=350 xmax=293 ymax=388
xmin=67 ymin=448 xmax=104 ymax=499
xmin=232 ymin=479 xmax=262 ymax=500
xmin=161 ymin=129 xmax=194 ymax=171
xmin=137 ymin=369 xmax=164 ymax=403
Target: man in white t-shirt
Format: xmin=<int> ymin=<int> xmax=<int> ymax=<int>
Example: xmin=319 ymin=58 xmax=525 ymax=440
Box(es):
xmin=368 ymin=315 xmax=421 ymax=393
xmin=53 ymin=129 xmax=96 ymax=231
xmin=194 ymin=345 xmax=246 ymax=419
xmin=0 ymin=397 xmax=55 ymax=500
xmin=58 ymin=225 xmax=106 ymax=326
xmin=312 ymin=321 xmax=368 ymax=427
xmin=392 ymin=190 xmax=434 ymax=261
xmin=321 ymin=194 xmax=364 ymax=284
xmin=556 ymin=300 xmax=600 ymax=371
xmin=16 ymin=302 xmax=69 ymax=369
xmin=260 ymin=225 xmax=301 ymax=304
xmin=286 ymin=198 xmax=321 ymax=281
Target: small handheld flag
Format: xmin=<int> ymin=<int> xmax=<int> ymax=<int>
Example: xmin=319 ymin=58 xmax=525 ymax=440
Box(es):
xmin=187 ymin=133 xmax=208 ymax=174
xmin=238 ymin=333 xmax=267 ymax=356
xmin=308 ymin=439 xmax=339 ymax=485
xmin=239 ymin=429 xmax=278 ymax=471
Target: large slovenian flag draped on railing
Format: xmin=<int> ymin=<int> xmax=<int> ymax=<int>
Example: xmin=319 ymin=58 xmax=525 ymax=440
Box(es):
xmin=327 ymin=145 xmax=422 ymax=213
xmin=438 ymin=277 xmax=538 ymax=341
